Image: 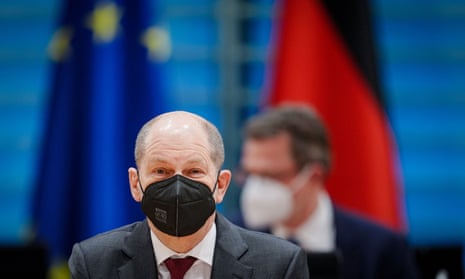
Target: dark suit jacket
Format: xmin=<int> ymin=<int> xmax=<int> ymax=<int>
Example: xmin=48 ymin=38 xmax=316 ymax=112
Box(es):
xmin=68 ymin=213 xmax=309 ymax=278
xmin=333 ymin=207 xmax=417 ymax=279
xmin=232 ymin=206 xmax=418 ymax=279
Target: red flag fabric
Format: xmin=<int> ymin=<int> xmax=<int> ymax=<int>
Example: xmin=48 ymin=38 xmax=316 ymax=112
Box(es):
xmin=266 ymin=0 xmax=405 ymax=231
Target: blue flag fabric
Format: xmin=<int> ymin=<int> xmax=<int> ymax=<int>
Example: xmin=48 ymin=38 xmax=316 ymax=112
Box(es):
xmin=33 ymin=0 xmax=166 ymax=264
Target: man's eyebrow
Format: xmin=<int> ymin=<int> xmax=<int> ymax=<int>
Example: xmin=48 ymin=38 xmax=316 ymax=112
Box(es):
xmin=185 ymin=156 xmax=208 ymax=165
xmin=146 ymin=157 xmax=170 ymax=165
xmin=146 ymin=156 xmax=207 ymax=166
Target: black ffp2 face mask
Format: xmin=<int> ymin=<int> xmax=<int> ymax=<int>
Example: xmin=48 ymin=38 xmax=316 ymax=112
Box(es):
xmin=139 ymin=174 xmax=217 ymax=237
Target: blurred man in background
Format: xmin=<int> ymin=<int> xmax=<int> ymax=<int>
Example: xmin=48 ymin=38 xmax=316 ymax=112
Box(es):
xmin=239 ymin=104 xmax=418 ymax=279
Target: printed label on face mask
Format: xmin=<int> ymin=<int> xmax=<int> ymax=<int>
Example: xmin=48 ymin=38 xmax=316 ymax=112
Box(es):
xmin=155 ymin=208 xmax=168 ymax=224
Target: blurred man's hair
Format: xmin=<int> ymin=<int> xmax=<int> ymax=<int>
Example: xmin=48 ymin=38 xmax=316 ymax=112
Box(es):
xmin=244 ymin=104 xmax=331 ymax=171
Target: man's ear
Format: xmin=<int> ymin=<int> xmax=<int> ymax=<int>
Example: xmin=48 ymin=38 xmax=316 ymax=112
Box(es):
xmin=128 ymin=167 xmax=142 ymax=202
xmin=214 ymin=169 xmax=231 ymax=204
xmin=309 ymin=163 xmax=326 ymax=184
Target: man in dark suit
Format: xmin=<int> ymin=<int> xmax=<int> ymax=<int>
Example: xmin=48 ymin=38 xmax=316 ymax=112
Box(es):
xmin=68 ymin=111 xmax=309 ymax=278
xmin=239 ymin=104 xmax=418 ymax=279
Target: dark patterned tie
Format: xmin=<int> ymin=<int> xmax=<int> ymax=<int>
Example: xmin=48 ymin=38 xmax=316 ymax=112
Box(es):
xmin=164 ymin=256 xmax=197 ymax=279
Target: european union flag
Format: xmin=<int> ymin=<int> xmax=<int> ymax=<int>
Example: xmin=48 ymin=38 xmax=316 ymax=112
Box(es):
xmin=32 ymin=0 xmax=169 ymax=273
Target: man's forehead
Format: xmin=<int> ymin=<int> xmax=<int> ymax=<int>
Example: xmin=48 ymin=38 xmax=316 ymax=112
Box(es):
xmin=242 ymin=137 xmax=294 ymax=170
xmin=147 ymin=152 xmax=208 ymax=165
xmin=140 ymin=135 xmax=212 ymax=169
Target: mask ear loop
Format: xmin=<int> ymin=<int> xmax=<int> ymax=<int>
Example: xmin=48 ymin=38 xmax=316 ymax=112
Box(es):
xmin=136 ymin=169 xmax=146 ymax=194
xmin=211 ymin=169 xmax=221 ymax=194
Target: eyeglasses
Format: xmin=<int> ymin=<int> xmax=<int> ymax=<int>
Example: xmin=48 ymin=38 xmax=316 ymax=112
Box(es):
xmin=232 ymin=166 xmax=299 ymax=187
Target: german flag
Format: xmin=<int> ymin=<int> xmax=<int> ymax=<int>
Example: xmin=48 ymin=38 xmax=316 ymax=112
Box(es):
xmin=267 ymin=0 xmax=405 ymax=231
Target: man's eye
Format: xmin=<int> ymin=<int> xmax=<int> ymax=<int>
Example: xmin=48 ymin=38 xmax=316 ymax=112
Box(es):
xmin=155 ymin=169 xmax=167 ymax=175
xmin=188 ymin=169 xmax=204 ymax=176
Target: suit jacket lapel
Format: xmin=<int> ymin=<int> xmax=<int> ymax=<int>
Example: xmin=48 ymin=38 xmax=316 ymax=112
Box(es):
xmin=211 ymin=214 xmax=253 ymax=279
xmin=118 ymin=219 xmax=157 ymax=279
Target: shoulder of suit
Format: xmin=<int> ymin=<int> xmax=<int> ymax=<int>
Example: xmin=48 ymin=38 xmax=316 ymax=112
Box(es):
xmin=237 ymin=224 xmax=302 ymax=251
xmin=77 ymin=220 xmax=144 ymax=247
xmin=334 ymin=207 xmax=407 ymax=240
xmin=217 ymin=213 xmax=302 ymax=252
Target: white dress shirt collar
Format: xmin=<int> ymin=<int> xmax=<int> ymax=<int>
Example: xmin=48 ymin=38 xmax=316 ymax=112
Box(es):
xmin=273 ymin=189 xmax=335 ymax=252
xmin=151 ymin=222 xmax=216 ymax=266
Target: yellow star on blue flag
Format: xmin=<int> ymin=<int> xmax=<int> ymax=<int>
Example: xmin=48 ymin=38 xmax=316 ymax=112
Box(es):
xmin=86 ymin=2 xmax=122 ymax=43
xmin=141 ymin=26 xmax=171 ymax=61
xmin=47 ymin=27 xmax=73 ymax=62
